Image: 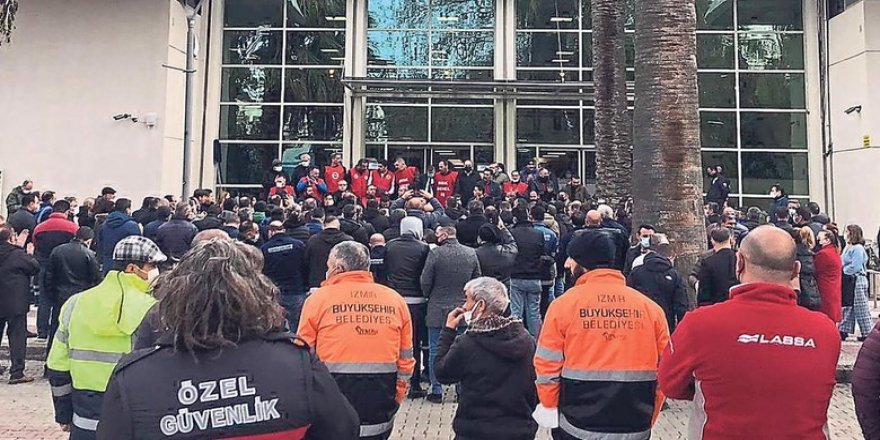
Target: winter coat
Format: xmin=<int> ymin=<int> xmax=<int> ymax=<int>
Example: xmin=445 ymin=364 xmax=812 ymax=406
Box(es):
xmin=339 ymin=218 xmax=373 ymax=245
xmin=529 ymin=177 xmax=558 ymax=202
xmin=706 ymin=175 xmax=731 ymax=206
xmin=4 ymin=185 xmax=26 ymax=213
xmin=143 ymin=219 xmax=167 ymax=241
xmin=33 ymin=213 xmax=78 ymax=262
xmin=697 ymin=248 xmax=738 ymax=306
xmin=434 ymin=316 xmax=538 ymax=440
xmin=282 ymin=221 xmax=311 ymax=242
xmin=853 ymin=322 xmax=880 ymax=440
xmin=457 ymin=214 xmax=488 ymax=248
xmin=370 ymin=245 xmax=387 ymax=284
xmin=385 ymin=234 xmax=430 ymax=300
xmin=44 ymin=240 xmax=101 ymax=306
xmin=814 ymin=244 xmax=843 ymax=322
xmin=97 ymin=211 xmax=142 ymax=273
xmin=131 ymin=208 xmax=158 ymax=226
xmin=795 ymin=242 xmax=822 ymax=311
xmin=627 ymin=252 xmax=689 ymax=332
xmin=0 ymin=242 xmax=40 ymax=317
xmin=769 ymin=194 xmax=790 ymax=217
xmin=659 ymin=283 xmax=841 ymax=440
xmin=261 ymin=234 xmax=308 ymax=296
xmin=561 ymin=184 xmax=589 ymax=202
xmin=455 ymin=170 xmax=482 ymax=203
xmin=156 ymin=219 xmax=198 ymax=262
xmin=193 ymin=215 xmax=223 ymax=231
xmin=420 ymin=239 xmax=481 ymax=328
xmin=509 ymin=222 xmax=547 ymax=280
xmin=390 ymin=198 xmax=447 ymax=231
xmin=304 ymin=228 xmax=353 ymax=288
xmin=98 ymin=333 xmax=360 ymax=440
xmin=364 ymin=208 xmax=390 ymax=233
xmin=7 ymin=207 xmax=36 ymax=234
xmin=475 ymin=227 xmax=518 ymax=286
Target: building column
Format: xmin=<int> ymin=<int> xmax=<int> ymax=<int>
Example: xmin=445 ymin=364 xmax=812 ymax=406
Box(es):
xmin=344 ymin=0 xmax=368 ymax=167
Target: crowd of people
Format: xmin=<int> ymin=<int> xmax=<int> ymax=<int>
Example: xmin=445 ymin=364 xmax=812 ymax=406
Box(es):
xmin=0 ymin=156 xmax=878 ymax=439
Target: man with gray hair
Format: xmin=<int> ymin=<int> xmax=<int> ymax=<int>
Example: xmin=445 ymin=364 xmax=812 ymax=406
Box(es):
xmin=434 ymin=277 xmax=538 ymax=439
xmin=659 ymin=226 xmax=841 ymax=438
xmin=421 ymin=225 xmax=481 ymax=403
xmin=298 ymin=240 xmax=414 ymax=440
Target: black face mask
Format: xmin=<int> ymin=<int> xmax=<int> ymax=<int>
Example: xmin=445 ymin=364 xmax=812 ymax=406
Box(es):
xmin=539 ymin=176 xmax=549 ymax=182
xmin=464 ymin=166 xmax=473 ymax=172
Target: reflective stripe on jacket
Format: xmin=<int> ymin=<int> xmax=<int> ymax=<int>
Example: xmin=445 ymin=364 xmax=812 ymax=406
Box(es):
xmin=297 ymin=270 xmax=414 ymax=438
xmin=47 ymin=271 xmax=156 ymax=436
xmin=535 ymin=269 xmax=670 ymax=438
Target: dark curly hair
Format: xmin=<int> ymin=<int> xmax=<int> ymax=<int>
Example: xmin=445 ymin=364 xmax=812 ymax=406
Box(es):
xmin=156 ymin=239 xmax=284 ymax=352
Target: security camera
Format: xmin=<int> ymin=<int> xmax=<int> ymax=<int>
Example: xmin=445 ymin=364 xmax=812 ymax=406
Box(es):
xmin=844 ymin=105 xmax=862 ymax=115
xmin=113 ymin=113 xmax=132 ymax=121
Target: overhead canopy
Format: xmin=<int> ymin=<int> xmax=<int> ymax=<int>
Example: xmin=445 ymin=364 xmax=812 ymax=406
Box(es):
xmin=341 ymin=77 xmax=635 ymax=101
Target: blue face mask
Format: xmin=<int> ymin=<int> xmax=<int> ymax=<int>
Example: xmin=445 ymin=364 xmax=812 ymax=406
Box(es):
xmin=640 ymin=237 xmax=651 ymax=248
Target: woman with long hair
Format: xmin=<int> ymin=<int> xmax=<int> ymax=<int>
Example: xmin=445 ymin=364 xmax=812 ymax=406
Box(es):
xmin=97 ymin=239 xmax=359 ymax=439
xmin=839 ymin=225 xmax=874 ymax=341
xmin=814 ymin=229 xmax=843 ymax=323
xmin=792 ymin=227 xmax=821 ymax=311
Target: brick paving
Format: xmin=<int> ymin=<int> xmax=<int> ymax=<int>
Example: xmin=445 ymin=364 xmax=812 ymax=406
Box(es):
xmin=0 ymin=361 xmax=865 ymax=440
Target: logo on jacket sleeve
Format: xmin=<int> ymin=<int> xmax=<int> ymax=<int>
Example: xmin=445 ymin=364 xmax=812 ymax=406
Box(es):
xmin=737 ymin=333 xmax=816 ymax=348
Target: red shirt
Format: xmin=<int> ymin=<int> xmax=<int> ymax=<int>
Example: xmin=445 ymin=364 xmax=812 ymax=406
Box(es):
xmin=658 ymin=283 xmax=840 ymax=439
xmin=323 ymin=165 xmax=347 ymax=194
xmin=503 ymin=181 xmax=528 ymax=197
xmin=349 ymin=168 xmax=370 ymax=199
xmin=269 ymin=185 xmax=295 ymax=198
xmin=433 ymin=171 xmax=458 ymax=207
xmin=370 ymin=170 xmax=396 ymax=196
xmin=394 ymin=166 xmax=418 ymax=189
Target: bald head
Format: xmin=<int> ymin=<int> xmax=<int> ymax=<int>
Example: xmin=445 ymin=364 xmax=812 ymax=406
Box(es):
xmin=586 ymin=210 xmax=602 ymax=226
xmin=738 ymin=226 xmax=799 ymax=285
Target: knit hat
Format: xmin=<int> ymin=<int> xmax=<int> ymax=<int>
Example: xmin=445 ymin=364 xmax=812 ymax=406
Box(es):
xmin=567 ymin=230 xmax=616 ymax=270
xmin=400 ymin=216 xmax=424 ymax=240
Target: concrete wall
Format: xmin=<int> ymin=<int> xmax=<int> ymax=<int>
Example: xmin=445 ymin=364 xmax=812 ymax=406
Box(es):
xmin=828 ymin=0 xmax=880 ymax=238
xmin=0 ymin=0 xmax=210 ymax=215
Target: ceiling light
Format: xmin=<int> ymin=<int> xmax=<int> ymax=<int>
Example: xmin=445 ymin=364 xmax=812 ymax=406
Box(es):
xmin=438 ymin=16 xmax=460 ymax=22
xmin=550 ymin=17 xmax=574 ymax=23
xmin=431 ymin=49 xmax=447 ymax=54
xmin=551 ymin=58 xmax=571 ymax=63
xmin=320 ymin=48 xmax=340 ymax=53
xmin=325 ymin=16 xmax=347 ymax=21
xmin=330 ymin=57 xmax=345 ymax=61
xmin=556 ymin=51 xmax=574 ymax=56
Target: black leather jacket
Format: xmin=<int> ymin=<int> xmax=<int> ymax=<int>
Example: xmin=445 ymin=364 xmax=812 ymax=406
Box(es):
xmin=44 ymin=240 xmax=101 ymax=304
xmin=384 ymin=234 xmax=430 ymax=299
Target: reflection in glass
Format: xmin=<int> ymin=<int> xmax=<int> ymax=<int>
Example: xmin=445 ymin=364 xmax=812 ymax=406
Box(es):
xmin=219 ymin=144 xmax=278 ymax=185
xmin=516 ymin=147 xmax=538 ymax=170
xmin=699 ymin=73 xmax=736 ymax=108
xmin=221 ymin=68 xmax=282 ymax=103
xmin=517 ymin=0 xmax=580 ymax=30
xmin=283 ymin=106 xmax=344 ymax=141
xmin=741 ymin=152 xmax=808 ymax=195
xmin=431 ymin=69 xmax=494 ymax=80
xmin=223 ymin=30 xmax=282 ymax=64
xmin=738 ymin=33 xmax=804 ymax=70
xmin=367 ymin=31 xmax=430 ymax=66
xmin=517 ymin=108 xmax=581 ymax=144
xmin=431 ymin=0 xmax=495 ymax=29
xmin=432 ymin=107 xmax=495 ymax=142
xmin=697 ymin=34 xmax=735 ymax=69
xmin=741 ymin=112 xmax=807 ymax=149
xmin=368 ymin=0 xmax=429 ymax=29
xmin=366 ymin=145 xmax=386 ymax=161
xmin=516 ymin=32 xmax=579 ymax=67
xmin=695 ymin=0 xmax=733 ymax=30
xmin=285 ymin=69 xmax=344 ymax=103
xmin=474 ymin=146 xmax=495 ymax=166
xmin=739 ymin=73 xmax=805 ymax=108
xmin=220 ymin=105 xmax=281 ymax=140
xmin=367 ymin=68 xmax=430 ymax=79
xmin=389 ymin=146 xmax=429 ymax=172
xmin=225 ymin=0 xmax=283 ymax=28
xmin=584 ymin=151 xmax=597 ymax=183
xmin=701 ymin=151 xmax=739 ymax=195
xmin=737 ymin=0 xmax=803 ymax=31
xmin=583 ymin=109 xmax=596 ymax=144
xmin=282 ymin=144 xmax=342 ymax=169
xmin=287 ymin=31 xmax=346 ymax=65
xmin=287 ymin=0 xmax=347 ymax=28
xmin=366 ymin=105 xmax=429 ymax=141
xmin=700 ymin=112 xmax=736 ymax=149
xmin=431 ymin=32 xmax=494 ymax=67
xmin=540 ymin=150 xmax=580 ymax=181
xmin=516 ymin=69 xmax=581 ymax=82
xmin=431 ymin=147 xmax=471 ymax=170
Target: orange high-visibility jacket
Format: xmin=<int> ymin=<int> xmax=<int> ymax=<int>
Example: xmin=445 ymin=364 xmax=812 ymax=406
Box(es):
xmin=535 ymin=269 xmax=670 ymax=439
xmin=298 ymin=270 xmax=414 ymax=438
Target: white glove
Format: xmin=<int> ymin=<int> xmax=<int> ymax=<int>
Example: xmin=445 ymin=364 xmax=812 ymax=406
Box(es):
xmin=532 ymin=404 xmax=559 ymax=429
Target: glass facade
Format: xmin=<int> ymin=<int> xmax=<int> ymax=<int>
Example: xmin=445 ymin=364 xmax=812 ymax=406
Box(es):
xmin=218 ymin=0 xmax=810 ymax=207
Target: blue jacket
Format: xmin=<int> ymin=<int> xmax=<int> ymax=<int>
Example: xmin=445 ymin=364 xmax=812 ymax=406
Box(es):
xmin=155 ymin=219 xmax=198 ymax=262
xmin=97 ymin=212 xmax=142 ymax=274
xmin=533 ymin=222 xmax=558 ymax=257
xmin=35 ymin=203 xmax=53 ymax=224
xmin=261 ymin=234 xmax=308 ymax=296
xmin=142 ymin=219 xmax=166 ymax=241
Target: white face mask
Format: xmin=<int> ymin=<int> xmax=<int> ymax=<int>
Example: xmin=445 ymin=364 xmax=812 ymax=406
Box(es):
xmin=146 ymin=267 xmax=160 ymax=286
xmin=273 ymin=166 xmax=283 ymax=172
xmin=463 ymin=300 xmax=484 ymax=325
xmin=276 ymin=182 xmax=285 ymax=188
xmin=301 ymin=161 xmax=311 ymax=167
xmin=640 ymin=237 xmax=651 ymax=248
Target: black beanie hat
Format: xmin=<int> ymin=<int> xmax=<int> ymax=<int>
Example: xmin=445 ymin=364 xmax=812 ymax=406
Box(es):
xmin=567 ymin=230 xmax=617 ymax=269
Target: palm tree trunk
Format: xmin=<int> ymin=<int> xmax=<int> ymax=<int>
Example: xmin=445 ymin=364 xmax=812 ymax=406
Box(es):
xmin=592 ymin=0 xmax=631 ymax=204
xmin=632 ymin=0 xmax=706 ymax=307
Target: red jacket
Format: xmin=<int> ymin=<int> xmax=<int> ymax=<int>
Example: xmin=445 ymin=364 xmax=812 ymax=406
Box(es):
xmin=348 ymin=168 xmax=370 ymax=199
xmin=658 ymin=282 xmax=840 ymax=439
xmin=433 ymin=171 xmax=458 ymax=207
xmin=33 ymin=212 xmax=78 ymax=261
xmin=323 ymin=165 xmax=347 ymax=194
xmin=394 ymin=166 xmax=418 ymax=189
xmin=503 ymin=181 xmax=528 ymax=197
xmin=814 ymin=244 xmax=843 ymax=323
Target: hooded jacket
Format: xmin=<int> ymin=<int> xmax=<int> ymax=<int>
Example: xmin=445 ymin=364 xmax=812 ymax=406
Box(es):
xmin=340 ymin=217 xmax=373 ymax=246
xmin=0 ymin=242 xmax=41 ymax=317
xmin=304 ymin=228 xmax=353 ymax=288
xmin=457 ymin=213 xmax=488 ymax=248
xmin=97 ymin=211 xmax=141 ymax=273
xmin=627 ymin=252 xmax=689 ymax=332
xmin=47 ymin=271 xmax=156 ymax=439
xmin=795 ymin=242 xmax=821 ymax=311
xmin=156 ymin=219 xmax=198 ymax=262
xmin=385 ymin=232 xmax=430 ymax=301
xmin=435 ymin=316 xmax=538 ymax=440
xmin=659 ymin=283 xmax=840 ymax=440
